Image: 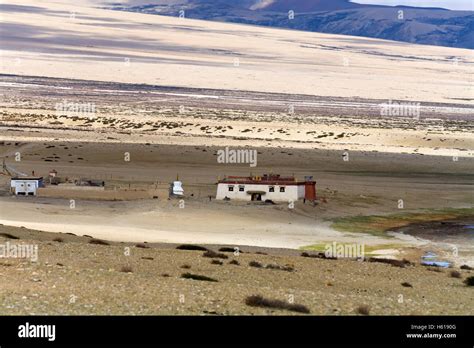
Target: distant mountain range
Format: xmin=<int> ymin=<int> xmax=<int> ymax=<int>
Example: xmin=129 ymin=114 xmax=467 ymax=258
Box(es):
xmin=103 ymin=0 xmax=474 ymax=49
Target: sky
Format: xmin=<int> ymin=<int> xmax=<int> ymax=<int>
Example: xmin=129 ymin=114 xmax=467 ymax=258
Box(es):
xmin=352 ymin=0 xmax=473 ymax=10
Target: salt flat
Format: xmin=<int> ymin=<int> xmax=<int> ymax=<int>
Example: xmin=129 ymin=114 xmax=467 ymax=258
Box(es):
xmin=1 ymin=0 xmax=473 ymax=104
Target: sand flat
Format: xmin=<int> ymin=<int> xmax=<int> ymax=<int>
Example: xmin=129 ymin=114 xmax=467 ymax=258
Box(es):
xmin=1 ymin=0 xmax=473 ymax=103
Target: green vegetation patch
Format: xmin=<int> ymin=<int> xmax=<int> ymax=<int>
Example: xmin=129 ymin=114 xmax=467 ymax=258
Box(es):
xmin=329 ymin=208 xmax=474 ymax=237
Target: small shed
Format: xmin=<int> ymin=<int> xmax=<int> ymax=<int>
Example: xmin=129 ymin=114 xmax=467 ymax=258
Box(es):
xmin=10 ymin=177 xmax=44 ymax=196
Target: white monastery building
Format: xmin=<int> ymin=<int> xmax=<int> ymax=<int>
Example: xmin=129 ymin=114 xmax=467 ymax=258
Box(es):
xmin=216 ymin=174 xmax=316 ymax=202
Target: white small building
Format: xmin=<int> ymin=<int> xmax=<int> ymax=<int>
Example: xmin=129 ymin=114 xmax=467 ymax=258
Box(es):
xmin=216 ymin=174 xmax=316 ymax=202
xmin=170 ymin=181 xmax=184 ymax=197
xmin=10 ymin=177 xmax=44 ymax=196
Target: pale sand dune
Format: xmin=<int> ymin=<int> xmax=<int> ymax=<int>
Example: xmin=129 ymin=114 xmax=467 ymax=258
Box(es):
xmin=1 ymin=0 xmax=473 ymax=104
xmin=0 ymin=198 xmax=382 ymax=249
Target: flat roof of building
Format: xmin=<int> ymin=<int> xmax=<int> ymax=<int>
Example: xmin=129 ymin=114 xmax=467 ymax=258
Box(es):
xmin=219 ymin=180 xmax=314 ymax=186
xmin=218 ymin=175 xmax=315 ymax=186
xmin=11 ymin=177 xmax=43 ymax=180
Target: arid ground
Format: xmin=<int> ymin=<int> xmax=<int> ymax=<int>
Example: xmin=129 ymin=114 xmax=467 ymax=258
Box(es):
xmin=0 ymin=224 xmax=473 ymax=315
xmin=0 ymin=76 xmax=472 ymax=259
xmin=0 ymin=132 xmax=473 ymax=314
xmin=0 ymin=0 xmax=473 ymax=315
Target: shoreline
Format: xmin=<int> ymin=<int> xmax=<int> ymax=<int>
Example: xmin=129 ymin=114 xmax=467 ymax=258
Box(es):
xmin=1 ymin=199 xmax=472 ymax=266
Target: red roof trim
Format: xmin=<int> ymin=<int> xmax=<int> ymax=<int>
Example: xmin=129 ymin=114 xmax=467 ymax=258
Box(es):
xmin=218 ymin=180 xmax=315 ymax=186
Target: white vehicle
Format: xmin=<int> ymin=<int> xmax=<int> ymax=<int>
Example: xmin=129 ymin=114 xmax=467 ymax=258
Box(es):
xmin=170 ymin=181 xmax=184 ymax=197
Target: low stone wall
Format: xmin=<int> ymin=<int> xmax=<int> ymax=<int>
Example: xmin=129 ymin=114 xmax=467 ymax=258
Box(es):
xmin=49 ymin=185 xmax=105 ymax=191
xmin=37 ymin=186 xmax=168 ymax=200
